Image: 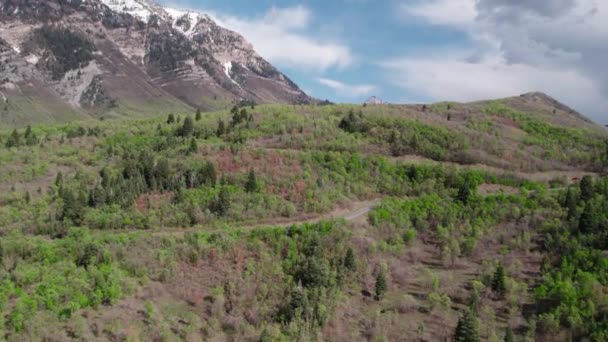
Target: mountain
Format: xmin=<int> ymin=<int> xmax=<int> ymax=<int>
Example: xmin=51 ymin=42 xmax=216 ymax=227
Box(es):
xmin=0 ymin=0 xmax=311 ymax=126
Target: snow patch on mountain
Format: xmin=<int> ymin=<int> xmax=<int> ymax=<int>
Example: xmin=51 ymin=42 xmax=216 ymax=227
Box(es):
xmin=100 ymin=0 xmax=155 ymax=23
xmin=223 ymin=61 xmax=241 ymax=87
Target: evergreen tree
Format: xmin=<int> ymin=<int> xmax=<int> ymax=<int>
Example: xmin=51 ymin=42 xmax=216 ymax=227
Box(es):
xmin=580 ymin=175 xmax=594 ymax=201
xmin=467 ymin=289 xmax=480 ymax=313
xmin=5 ymin=129 xmax=20 ymax=148
xmin=187 ymin=138 xmax=198 ymax=154
xmin=60 ymin=189 xmax=84 ymax=225
xmin=344 ymin=247 xmax=356 ymax=271
xmin=457 ymin=181 xmax=473 ymax=205
xmin=100 ymin=168 xmax=110 ymax=188
xmin=197 ymin=162 xmax=217 ymax=187
xmin=301 ymin=257 xmax=330 ymax=288
xmin=374 ymin=269 xmax=387 ymax=301
xmin=564 ymin=186 xmax=578 ymax=221
xmin=245 ymin=168 xmax=258 ymax=193
xmin=504 ymin=326 xmax=514 ymax=342
xmin=214 ymin=186 xmax=230 ymax=216
xmin=154 ymin=159 xmax=171 ymax=190
xmin=195 ymin=108 xmax=202 ymax=121
xmin=454 ymin=310 xmax=480 ymax=342
xmin=491 ymin=263 xmax=506 ymax=298
xmin=24 ymin=125 xmax=37 ymax=146
xmin=579 ymin=201 xmax=596 ymax=233
xmin=216 ymin=119 xmax=226 ymax=137
xmin=166 ymin=113 xmax=175 ymax=124
xmin=55 ymin=172 xmax=64 ymax=188
xmin=179 ymin=116 xmax=194 ymax=137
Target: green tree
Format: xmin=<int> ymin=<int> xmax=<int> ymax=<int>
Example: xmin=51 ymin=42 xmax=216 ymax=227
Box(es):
xmin=216 ymin=119 xmax=226 ymax=137
xmin=504 ymin=326 xmax=514 ymax=342
xmin=301 ymin=257 xmax=330 ymax=288
xmin=60 ymin=189 xmax=84 ymax=225
xmin=179 ymin=116 xmax=194 ymax=137
xmin=187 ymin=138 xmax=198 ymax=154
xmin=374 ymin=269 xmax=387 ymax=301
xmin=457 ymin=181 xmax=473 ymax=204
xmin=5 ymin=129 xmax=20 ymax=148
xmin=195 ymin=108 xmax=201 ymax=121
xmin=245 ymin=168 xmax=258 ymax=193
xmin=214 ymin=186 xmax=230 ymax=216
xmin=55 ymin=171 xmax=64 ymax=188
xmin=197 ymin=162 xmax=216 ymax=187
xmin=564 ymin=186 xmax=578 ymax=221
xmin=491 ymin=263 xmax=506 ymax=298
xmin=166 ymin=113 xmax=175 ymax=124
xmin=580 ymin=175 xmax=594 ymax=201
xmin=344 ymin=247 xmax=356 ymax=271
xmin=578 ymin=201 xmax=597 ymax=233
xmin=454 ymin=310 xmax=480 ymax=342
xmin=24 ymin=125 xmax=37 ymax=146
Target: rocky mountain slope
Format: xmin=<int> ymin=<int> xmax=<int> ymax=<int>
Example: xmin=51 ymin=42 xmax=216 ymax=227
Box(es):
xmin=0 ymin=0 xmax=311 ymax=126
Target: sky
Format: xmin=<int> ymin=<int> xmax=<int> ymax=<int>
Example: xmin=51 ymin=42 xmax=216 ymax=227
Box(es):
xmin=159 ymin=0 xmax=608 ymax=123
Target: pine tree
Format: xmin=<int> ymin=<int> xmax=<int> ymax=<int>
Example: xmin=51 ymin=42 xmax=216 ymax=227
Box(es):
xmin=214 ymin=186 xmax=230 ymax=216
xmin=504 ymin=326 xmax=514 ymax=342
xmin=24 ymin=125 xmax=37 ymax=146
xmin=374 ymin=269 xmax=387 ymax=301
xmin=5 ymin=129 xmax=20 ymax=148
xmin=197 ymin=162 xmax=217 ymax=187
xmin=580 ymin=175 xmax=594 ymax=201
xmin=579 ymin=201 xmax=596 ymax=233
xmin=166 ymin=113 xmax=175 ymax=124
xmin=55 ymin=172 xmax=64 ymax=188
xmin=187 ymin=138 xmax=198 ymax=154
xmin=344 ymin=247 xmax=356 ymax=271
xmin=179 ymin=116 xmax=194 ymax=137
xmin=467 ymin=289 xmax=480 ymax=313
xmin=457 ymin=181 xmax=473 ymax=204
xmin=454 ymin=310 xmax=480 ymax=342
xmin=195 ymin=108 xmax=202 ymax=121
xmin=245 ymin=168 xmax=258 ymax=193
xmin=564 ymin=186 xmax=578 ymax=221
xmin=216 ymin=119 xmax=226 ymax=137
xmin=491 ymin=263 xmax=506 ymax=298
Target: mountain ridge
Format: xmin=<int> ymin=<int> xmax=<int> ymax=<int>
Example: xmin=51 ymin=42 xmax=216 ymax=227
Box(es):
xmin=0 ymin=0 xmax=311 ymax=126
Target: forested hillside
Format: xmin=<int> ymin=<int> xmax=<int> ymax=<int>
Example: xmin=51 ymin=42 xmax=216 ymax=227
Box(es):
xmin=0 ymin=101 xmax=607 ymax=341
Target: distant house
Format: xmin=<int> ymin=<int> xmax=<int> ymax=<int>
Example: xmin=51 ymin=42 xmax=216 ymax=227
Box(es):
xmin=365 ymin=96 xmax=384 ymax=105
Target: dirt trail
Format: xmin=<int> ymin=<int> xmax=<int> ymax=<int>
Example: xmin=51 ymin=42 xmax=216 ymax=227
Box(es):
xmin=103 ymin=198 xmax=382 ymax=238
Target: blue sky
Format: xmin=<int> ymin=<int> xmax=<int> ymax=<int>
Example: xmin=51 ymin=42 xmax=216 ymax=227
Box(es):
xmin=160 ymin=0 xmax=608 ymax=123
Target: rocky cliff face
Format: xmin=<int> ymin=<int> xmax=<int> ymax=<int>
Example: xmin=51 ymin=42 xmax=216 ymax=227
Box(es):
xmin=0 ymin=0 xmax=311 ymax=125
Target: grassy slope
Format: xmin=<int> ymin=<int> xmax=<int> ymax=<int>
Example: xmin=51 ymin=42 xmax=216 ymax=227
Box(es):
xmin=0 ymin=98 xmax=606 ymax=341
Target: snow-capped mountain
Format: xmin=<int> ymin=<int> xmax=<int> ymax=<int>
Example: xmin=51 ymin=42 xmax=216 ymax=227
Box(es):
xmin=0 ymin=0 xmax=310 ymax=125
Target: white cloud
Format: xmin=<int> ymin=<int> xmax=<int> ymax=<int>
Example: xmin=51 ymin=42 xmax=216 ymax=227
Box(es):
xmin=318 ymin=78 xmax=377 ymax=97
xmin=400 ymin=0 xmax=477 ymax=28
xmin=381 ymin=54 xmax=608 ymax=114
xmin=209 ymin=6 xmax=353 ymax=71
xmin=390 ymin=0 xmax=608 ymax=121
